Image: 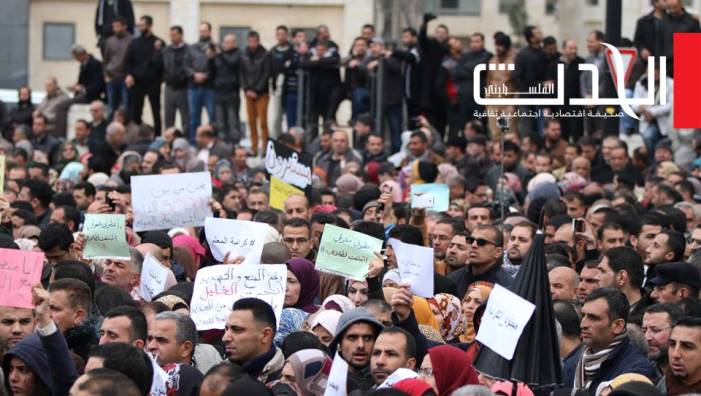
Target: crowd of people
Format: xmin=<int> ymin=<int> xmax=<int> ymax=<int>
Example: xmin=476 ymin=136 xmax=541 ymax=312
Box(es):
xmin=0 ymin=0 xmax=700 ymax=395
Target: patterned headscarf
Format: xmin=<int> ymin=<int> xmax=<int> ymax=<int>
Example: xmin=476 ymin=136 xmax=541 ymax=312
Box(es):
xmin=285 ymin=349 xmax=332 ymax=396
xmin=428 ymin=293 xmax=464 ymax=342
xmin=274 ymin=308 xmax=309 ymax=347
xmin=459 ymin=281 xmax=494 ymax=343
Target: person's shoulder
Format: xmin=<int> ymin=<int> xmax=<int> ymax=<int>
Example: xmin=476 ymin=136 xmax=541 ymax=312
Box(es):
xmin=447 ymin=266 xmax=467 ymax=281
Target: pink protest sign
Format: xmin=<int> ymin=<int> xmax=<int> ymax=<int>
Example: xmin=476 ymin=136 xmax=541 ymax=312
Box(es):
xmin=0 ymin=249 xmax=45 ymax=309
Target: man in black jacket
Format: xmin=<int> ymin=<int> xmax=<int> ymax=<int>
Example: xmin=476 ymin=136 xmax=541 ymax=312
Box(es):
xmin=241 ymin=31 xmax=271 ymax=156
xmin=391 ymin=28 xmax=422 ymax=128
xmin=270 ymin=26 xmax=295 ymax=135
xmin=368 ymin=38 xmax=403 ymax=153
xmin=70 ymin=45 xmax=104 ymax=103
xmin=513 ymin=25 xmax=548 ymax=136
xmin=214 ymin=34 xmax=242 ymax=144
xmin=665 ymin=0 xmax=701 ymax=74
xmin=125 ymin=15 xmax=163 ymax=134
xmin=454 ymin=33 xmax=492 ymax=133
xmin=163 ymin=25 xmax=189 ymax=131
xmin=634 ymin=0 xmax=671 ymax=62
xmin=305 ymin=40 xmax=341 ymax=139
xmin=418 ymin=13 xmax=449 ymax=133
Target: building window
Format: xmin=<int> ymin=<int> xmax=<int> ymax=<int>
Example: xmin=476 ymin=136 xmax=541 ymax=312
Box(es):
xmin=219 ymin=26 xmax=250 ymax=49
xmin=436 ymin=0 xmax=481 ymax=15
xmin=546 ymin=0 xmax=558 ymax=15
xmin=499 ymin=0 xmax=520 ymax=14
xmin=43 ymin=23 xmax=74 ymax=60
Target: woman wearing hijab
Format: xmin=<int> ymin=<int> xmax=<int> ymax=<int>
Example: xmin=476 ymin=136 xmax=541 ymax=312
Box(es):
xmin=213 ymin=159 xmax=233 ymax=187
xmin=417 ymin=345 xmax=479 ymax=395
xmin=321 ymin=295 xmax=355 ymax=313
xmin=309 ymin=309 xmax=342 ymax=347
xmin=427 ymin=294 xmax=464 ymax=343
xmin=172 ymin=137 xmax=204 ymax=172
xmin=56 ymin=141 xmax=80 ymax=172
xmin=275 ymin=308 xmax=309 ymax=347
xmin=459 ymin=282 xmax=493 ymax=343
xmin=285 ymin=259 xmax=320 ymax=313
xmin=280 ymin=349 xmax=332 ymax=396
xmin=347 ymin=280 xmax=369 ymax=307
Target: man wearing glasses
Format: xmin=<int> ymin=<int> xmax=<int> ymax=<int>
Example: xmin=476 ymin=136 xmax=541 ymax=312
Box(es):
xmin=642 ymin=304 xmax=683 ymax=380
xmin=447 ymin=224 xmax=513 ymax=299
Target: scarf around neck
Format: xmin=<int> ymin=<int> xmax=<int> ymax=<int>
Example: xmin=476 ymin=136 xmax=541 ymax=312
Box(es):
xmin=574 ymin=331 xmax=628 ymax=391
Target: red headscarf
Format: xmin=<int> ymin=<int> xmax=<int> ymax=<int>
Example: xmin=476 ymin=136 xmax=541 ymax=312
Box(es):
xmin=392 ymin=378 xmax=434 ymax=396
xmin=427 ymin=345 xmax=479 ymax=395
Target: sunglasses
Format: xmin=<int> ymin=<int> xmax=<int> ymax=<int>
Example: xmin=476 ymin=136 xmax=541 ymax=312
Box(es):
xmin=467 ymin=236 xmax=498 ymax=247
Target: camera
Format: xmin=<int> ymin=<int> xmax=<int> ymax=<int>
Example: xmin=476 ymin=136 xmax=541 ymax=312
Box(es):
xmin=496 ymin=116 xmax=509 ymax=131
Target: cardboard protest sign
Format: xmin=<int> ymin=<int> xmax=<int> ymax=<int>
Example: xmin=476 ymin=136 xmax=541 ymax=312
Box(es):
xmin=190 ymin=265 xmax=286 ymax=330
xmin=324 ymin=352 xmax=349 ymax=396
xmin=410 ymin=183 xmax=450 ymax=212
xmin=139 ymin=253 xmax=177 ymax=302
xmin=316 ymin=224 xmax=384 ymax=281
xmin=131 ymin=172 xmax=212 ymax=232
xmin=264 ymin=139 xmax=313 ymax=190
xmin=83 ymin=214 xmax=130 ymax=259
xmin=0 ymin=249 xmax=44 ymax=309
xmin=0 ymin=155 xmax=5 ymax=194
xmin=269 ymin=176 xmax=304 ymax=210
xmin=476 ymin=284 xmax=536 ymax=360
xmin=388 ymin=238 xmax=434 ymax=297
xmin=204 ymin=217 xmax=268 ymax=264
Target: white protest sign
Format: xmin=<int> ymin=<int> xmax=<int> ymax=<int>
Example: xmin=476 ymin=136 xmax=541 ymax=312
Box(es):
xmin=324 ymin=352 xmax=348 ymax=396
xmin=388 ymin=238 xmax=434 ymax=298
xmin=147 ymin=352 xmax=168 ymax=396
xmin=139 ymin=253 xmax=176 ymax=302
xmin=412 ymin=194 xmax=435 ymax=209
xmin=204 ymin=217 xmax=267 ymax=264
xmin=131 ymin=172 xmax=213 ymax=232
xmin=190 ymin=265 xmax=286 ymax=330
xmin=476 ymin=283 xmax=536 ymax=360
xmin=378 ymin=368 xmax=418 ymax=389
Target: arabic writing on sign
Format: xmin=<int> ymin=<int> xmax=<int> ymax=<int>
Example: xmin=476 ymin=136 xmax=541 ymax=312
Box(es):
xmin=475 ymin=284 xmax=535 ymax=360
xmin=140 ymin=253 xmax=175 ymax=302
xmin=265 ymin=140 xmax=312 ymax=189
xmin=316 ymin=224 xmax=384 ymax=281
xmin=204 ymin=218 xmax=267 ymax=264
xmin=83 ymin=214 xmax=130 ymax=259
xmin=131 ymin=172 xmax=213 ymax=232
xmin=388 ymin=238 xmax=434 ymax=298
xmin=473 ymin=44 xmax=666 ymax=121
xmin=190 ymin=265 xmax=286 ymax=330
xmin=0 ymin=249 xmax=44 ymax=309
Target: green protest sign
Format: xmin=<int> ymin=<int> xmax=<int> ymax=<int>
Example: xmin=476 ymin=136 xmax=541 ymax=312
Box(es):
xmin=83 ymin=214 xmax=130 ymax=259
xmin=315 ymin=224 xmax=383 ymax=280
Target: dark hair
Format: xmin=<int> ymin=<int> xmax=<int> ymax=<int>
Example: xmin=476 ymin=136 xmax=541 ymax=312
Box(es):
xmin=283 ymin=218 xmax=311 ymax=232
xmin=645 ymin=303 xmax=684 ymax=325
xmin=388 ymin=224 xmax=424 ymax=246
xmin=80 ymin=368 xmax=141 ymax=396
xmin=352 ymin=221 xmax=385 ymax=241
xmin=247 ymin=30 xmax=260 ymax=40
xmin=543 ymin=35 xmax=557 ymax=46
xmin=170 ymin=25 xmax=184 ymax=35
xmin=276 ymin=25 xmax=289 ymax=33
xmin=104 ymin=306 xmax=148 ymax=343
xmin=674 ymin=316 xmax=701 ymax=331
xmin=603 ymin=247 xmax=644 ymax=288
xmin=638 ymin=213 xmax=667 ymax=235
xmin=95 ymin=284 xmax=137 ymax=314
xmin=554 ymin=301 xmax=581 ymax=337
xmin=52 ymin=192 xmax=76 ymax=209
xmin=113 ymin=16 xmax=128 ymax=25
xmin=659 ymin=206 xmax=687 ymax=233
xmin=140 ymin=15 xmax=153 ymax=26
xmin=662 ymin=228 xmax=686 ymax=262
xmin=597 ymin=222 xmax=623 ymax=242
xmin=253 ymin=210 xmax=280 ymax=227
xmin=475 ymin=224 xmax=503 ymax=247
xmin=409 ymin=130 xmax=428 ymax=144
xmin=402 ymin=27 xmax=417 ymax=36
xmin=523 ymin=25 xmax=537 ymax=42
xmin=57 ymin=205 xmax=81 ymax=231
xmin=591 ymin=30 xmax=605 ymax=41
xmin=22 ymin=179 xmax=52 ymax=208
xmin=28 ymin=162 xmax=50 ymax=178
xmin=502 ymin=140 xmax=520 ymax=154
xmin=493 ymin=31 xmax=511 ymax=49
xmin=543 ymin=199 xmax=568 ymax=219
xmin=38 ymin=223 xmax=74 ymax=252
xmin=281 ymin=331 xmax=329 ymax=358
xmin=379 ymin=327 xmax=417 ymax=359
xmin=11 ymin=209 xmax=37 ymax=226
xmin=49 ymin=278 xmax=92 ymax=311
xmin=141 ymin=231 xmax=173 ymax=255
xmin=232 ymin=298 xmax=277 ymax=335
xmin=436 ymin=218 xmax=465 ymax=235
xmin=88 ymin=345 xmax=154 ymax=396
xmin=585 ymin=287 xmax=629 ymax=323
xmin=54 ymin=260 xmax=95 ymax=296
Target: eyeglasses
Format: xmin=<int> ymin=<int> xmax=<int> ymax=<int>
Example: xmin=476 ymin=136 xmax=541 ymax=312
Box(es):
xmin=467 ymin=237 xmax=498 ymax=247
xmin=417 ymin=368 xmax=434 ymax=377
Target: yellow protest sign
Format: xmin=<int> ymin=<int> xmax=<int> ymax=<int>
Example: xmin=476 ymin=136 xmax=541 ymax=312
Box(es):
xmin=270 ymin=176 xmax=303 ymax=210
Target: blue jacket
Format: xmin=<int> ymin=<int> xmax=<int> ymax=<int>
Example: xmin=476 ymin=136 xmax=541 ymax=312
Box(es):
xmin=564 ymin=336 xmax=656 ymax=393
xmin=3 ymin=330 xmax=79 ymax=396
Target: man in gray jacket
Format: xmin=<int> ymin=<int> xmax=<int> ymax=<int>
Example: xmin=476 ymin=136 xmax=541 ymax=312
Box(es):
xmin=102 ymin=16 xmax=133 ymax=119
xmin=184 ymin=21 xmax=216 ymax=141
xmin=214 ymin=34 xmax=242 ymax=144
xmin=162 ymin=25 xmax=189 ymax=131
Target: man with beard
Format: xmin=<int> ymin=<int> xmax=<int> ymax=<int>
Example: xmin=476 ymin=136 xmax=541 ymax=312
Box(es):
xmin=0 ymin=306 xmax=35 ymax=359
xmin=418 ymin=13 xmax=449 ymax=132
xmin=633 ymin=214 xmax=666 ymax=263
xmin=430 ymin=219 xmax=462 ymax=275
xmin=330 ymin=308 xmax=384 ymax=393
xmin=368 ymin=328 xmax=417 ymax=389
xmin=644 ymin=229 xmax=685 ymax=287
xmin=663 ymin=316 xmax=701 ymax=394
xmin=125 ymin=15 xmax=163 ymax=134
xmin=642 ymin=304 xmax=683 ymax=379
xmin=504 ymin=221 xmax=535 ymax=276
xmin=454 ymin=33 xmax=492 ymax=129
xmin=485 ymin=140 xmax=530 ymax=191
xmin=597 ymin=247 xmax=647 ymax=325
xmin=444 ymin=232 xmax=470 ymax=275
